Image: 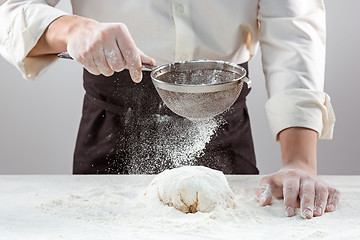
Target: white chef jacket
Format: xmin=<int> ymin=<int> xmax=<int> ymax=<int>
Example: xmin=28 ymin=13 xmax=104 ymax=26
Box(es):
xmin=0 ymin=0 xmax=335 ymax=141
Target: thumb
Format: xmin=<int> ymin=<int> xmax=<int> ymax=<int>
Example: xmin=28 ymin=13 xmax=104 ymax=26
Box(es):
xmin=138 ymin=49 xmax=156 ymax=66
xmin=256 ymin=182 xmax=273 ymax=206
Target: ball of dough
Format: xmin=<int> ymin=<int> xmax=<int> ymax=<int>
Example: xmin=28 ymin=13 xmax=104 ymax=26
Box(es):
xmin=144 ymin=166 xmax=234 ymax=213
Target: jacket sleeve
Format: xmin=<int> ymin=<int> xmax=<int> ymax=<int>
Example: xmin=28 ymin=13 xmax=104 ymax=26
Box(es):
xmin=257 ymin=0 xmax=335 ymax=140
xmin=0 ymin=0 xmax=69 ymax=80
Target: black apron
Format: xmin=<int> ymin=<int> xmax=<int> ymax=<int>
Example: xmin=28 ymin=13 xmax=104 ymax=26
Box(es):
xmin=73 ymin=63 xmax=259 ymax=175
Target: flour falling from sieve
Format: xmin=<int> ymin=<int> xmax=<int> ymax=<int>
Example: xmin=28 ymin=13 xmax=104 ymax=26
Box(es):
xmin=154 ymin=115 xmax=224 ymax=167
xmin=125 ymin=112 xmax=225 ymax=174
xmin=106 ymin=72 xmax=227 ymax=174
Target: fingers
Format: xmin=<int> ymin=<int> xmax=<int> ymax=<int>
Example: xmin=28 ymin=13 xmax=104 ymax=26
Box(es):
xmin=139 ymin=49 xmax=156 ymax=66
xmin=93 ymin=46 xmax=114 ymax=77
xmin=257 ymin=184 xmax=272 ymax=206
xmin=116 ymin=24 xmax=143 ymax=83
xmin=84 ymin=56 xmax=101 ymax=75
xmin=283 ymin=178 xmax=300 ymax=217
xmin=326 ymin=187 xmax=340 ymax=212
xmin=299 ymin=179 xmax=315 ymax=219
xmin=104 ymin=43 xmax=125 ymax=72
xmin=256 ymin=177 xmax=273 ymax=206
xmin=67 ymin=22 xmax=153 ymax=80
xmin=125 ymin=48 xmax=142 ymax=83
xmin=257 ymin=170 xmax=340 ymax=219
xmin=313 ymin=182 xmax=329 ymax=217
xmin=67 ymin=43 xmax=101 ymax=75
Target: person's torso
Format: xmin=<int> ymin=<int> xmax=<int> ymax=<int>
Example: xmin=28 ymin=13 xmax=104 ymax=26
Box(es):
xmin=70 ymin=0 xmax=260 ymax=65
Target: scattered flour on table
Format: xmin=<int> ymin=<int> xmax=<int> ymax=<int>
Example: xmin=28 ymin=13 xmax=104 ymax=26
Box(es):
xmin=38 ymin=175 xmax=359 ymax=240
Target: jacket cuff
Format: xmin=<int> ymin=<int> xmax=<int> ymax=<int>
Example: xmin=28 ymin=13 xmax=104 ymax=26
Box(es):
xmin=265 ymin=89 xmax=336 ymax=141
xmin=6 ymin=3 xmax=69 ymax=80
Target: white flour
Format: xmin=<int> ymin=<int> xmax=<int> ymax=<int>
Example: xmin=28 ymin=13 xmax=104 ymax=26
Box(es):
xmin=37 ymin=176 xmax=360 ymax=240
xmin=126 ymin=114 xmax=225 ymax=174
xmin=154 ymin=117 xmax=222 ymax=167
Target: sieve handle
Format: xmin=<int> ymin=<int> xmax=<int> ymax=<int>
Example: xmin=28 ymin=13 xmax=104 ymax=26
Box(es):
xmin=57 ymin=52 xmax=156 ymax=70
xmin=242 ymin=77 xmax=252 ymax=89
xmin=57 ymin=52 xmax=73 ymax=59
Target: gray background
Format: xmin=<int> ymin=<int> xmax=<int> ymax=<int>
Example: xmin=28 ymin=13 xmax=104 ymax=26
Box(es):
xmin=0 ymin=0 xmax=359 ymax=174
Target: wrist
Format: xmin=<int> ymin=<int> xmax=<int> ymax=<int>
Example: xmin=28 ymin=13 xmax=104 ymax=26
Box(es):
xmin=279 ymin=127 xmax=318 ymax=175
xmin=281 ymin=160 xmax=317 ymax=175
xmin=29 ymin=15 xmax=99 ymax=56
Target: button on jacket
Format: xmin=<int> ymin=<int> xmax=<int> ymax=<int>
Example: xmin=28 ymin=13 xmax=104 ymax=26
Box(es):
xmin=0 ymin=0 xmax=335 ymax=141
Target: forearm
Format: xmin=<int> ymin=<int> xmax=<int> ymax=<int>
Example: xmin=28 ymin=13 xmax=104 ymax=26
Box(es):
xmin=278 ymin=127 xmax=318 ymax=175
xmin=28 ymin=15 xmax=95 ymax=57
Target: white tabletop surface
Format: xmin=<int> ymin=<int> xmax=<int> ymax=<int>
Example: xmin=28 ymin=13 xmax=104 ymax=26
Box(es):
xmin=1 ymin=175 xmax=359 ymax=240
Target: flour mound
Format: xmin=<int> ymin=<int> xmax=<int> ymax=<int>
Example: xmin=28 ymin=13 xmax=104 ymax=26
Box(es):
xmin=144 ymin=166 xmax=234 ymax=213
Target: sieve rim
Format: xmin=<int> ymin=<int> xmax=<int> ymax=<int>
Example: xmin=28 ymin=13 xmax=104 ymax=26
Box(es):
xmin=150 ymin=60 xmax=247 ymax=93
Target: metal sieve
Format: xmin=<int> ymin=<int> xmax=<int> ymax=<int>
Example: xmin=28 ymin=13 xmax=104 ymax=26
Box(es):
xmin=151 ymin=60 xmax=251 ymax=119
xmin=57 ymin=53 xmax=251 ymax=119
